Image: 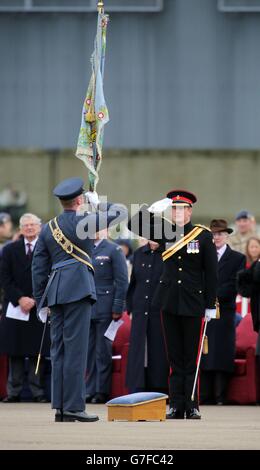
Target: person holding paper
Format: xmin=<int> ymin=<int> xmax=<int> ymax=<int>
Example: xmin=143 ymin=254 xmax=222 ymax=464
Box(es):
xmin=0 ymin=213 xmax=49 ymax=402
xmin=85 ymin=230 xmax=128 ymax=404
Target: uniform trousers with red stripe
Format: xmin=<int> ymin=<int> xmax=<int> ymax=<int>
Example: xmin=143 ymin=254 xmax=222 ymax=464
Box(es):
xmin=162 ymin=312 xmax=203 ymax=411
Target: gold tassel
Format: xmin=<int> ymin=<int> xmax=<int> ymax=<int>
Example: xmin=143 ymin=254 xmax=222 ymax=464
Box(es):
xmin=202 ymin=335 xmax=208 ymax=355
xmin=216 ymin=299 xmax=220 ymax=319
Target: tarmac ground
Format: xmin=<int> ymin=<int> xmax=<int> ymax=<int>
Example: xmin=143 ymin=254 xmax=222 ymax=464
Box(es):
xmin=0 ymin=403 xmax=260 ymax=450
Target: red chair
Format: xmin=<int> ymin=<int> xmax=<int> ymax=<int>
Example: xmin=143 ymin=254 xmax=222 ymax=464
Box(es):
xmin=110 ymin=312 xmax=131 ymax=399
xmin=227 ymin=313 xmax=259 ymax=404
xmin=0 ymin=355 xmax=8 ymax=399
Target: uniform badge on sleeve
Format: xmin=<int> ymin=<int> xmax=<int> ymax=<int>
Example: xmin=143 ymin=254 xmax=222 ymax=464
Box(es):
xmin=187 ymin=240 xmax=200 ymax=254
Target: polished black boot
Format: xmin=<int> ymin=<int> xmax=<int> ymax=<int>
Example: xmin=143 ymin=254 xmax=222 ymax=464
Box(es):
xmin=166 ymin=407 xmax=185 ymax=419
xmin=186 ymin=408 xmax=201 ymax=420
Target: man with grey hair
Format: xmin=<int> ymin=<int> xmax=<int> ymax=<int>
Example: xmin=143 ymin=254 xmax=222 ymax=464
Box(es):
xmin=0 ymin=213 xmax=50 ymax=402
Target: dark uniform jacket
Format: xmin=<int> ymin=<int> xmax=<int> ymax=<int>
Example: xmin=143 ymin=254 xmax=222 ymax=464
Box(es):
xmin=201 ymin=245 xmax=246 ymax=372
xmin=0 ymin=237 xmax=50 ymax=356
xmin=92 ymin=239 xmax=128 ymax=319
xmin=32 ymin=203 xmax=127 ymax=308
xmin=126 ymin=243 xmax=169 ymax=390
xmin=128 ymin=205 xmax=218 ymax=317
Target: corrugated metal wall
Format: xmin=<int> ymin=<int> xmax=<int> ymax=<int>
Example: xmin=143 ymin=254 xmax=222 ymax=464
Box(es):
xmin=1 ymin=0 xmax=260 ymax=149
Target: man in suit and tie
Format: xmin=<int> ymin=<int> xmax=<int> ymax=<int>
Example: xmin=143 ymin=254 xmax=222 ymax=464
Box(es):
xmin=0 ymin=213 xmax=49 ymax=402
xmin=32 ymin=177 xmax=128 ymax=422
xmin=201 ymin=219 xmax=246 ymax=404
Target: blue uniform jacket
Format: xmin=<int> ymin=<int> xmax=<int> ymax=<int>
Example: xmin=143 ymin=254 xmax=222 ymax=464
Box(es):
xmin=32 ymin=203 xmax=127 ymax=308
xmin=92 ymin=239 xmax=128 ymax=319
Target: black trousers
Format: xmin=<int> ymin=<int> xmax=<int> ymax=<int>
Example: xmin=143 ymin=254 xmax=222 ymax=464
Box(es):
xmin=7 ymin=356 xmax=45 ymax=398
xmin=162 ymin=312 xmax=202 ymax=411
xmin=200 ymin=370 xmax=231 ymax=404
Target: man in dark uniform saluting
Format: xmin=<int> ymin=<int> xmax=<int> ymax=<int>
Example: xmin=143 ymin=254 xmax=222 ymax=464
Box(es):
xmin=128 ymin=190 xmax=217 ymax=419
xmin=32 ymin=177 xmax=127 ymax=422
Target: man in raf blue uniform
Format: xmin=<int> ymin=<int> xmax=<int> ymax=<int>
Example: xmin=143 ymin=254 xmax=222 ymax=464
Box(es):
xmin=128 ymin=190 xmax=218 ymax=420
xmin=85 ymin=230 xmax=128 ymax=403
xmin=32 ymin=177 xmax=127 ymax=422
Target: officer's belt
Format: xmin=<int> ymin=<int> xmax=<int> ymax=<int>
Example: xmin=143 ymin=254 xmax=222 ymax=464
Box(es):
xmin=162 ymin=226 xmax=204 ymax=261
xmin=52 ymin=258 xmax=79 ymax=271
xmin=49 ymin=217 xmax=94 ymax=273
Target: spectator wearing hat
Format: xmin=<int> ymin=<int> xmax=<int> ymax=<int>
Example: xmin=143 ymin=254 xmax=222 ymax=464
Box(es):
xmin=128 ymin=190 xmax=218 ymax=419
xmin=228 ymin=210 xmax=257 ymax=255
xmin=201 ymin=219 xmax=246 ymax=405
xmin=0 ymin=213 xmax=50 ymax=402
xmin=126 ymin=240 xmax=169 ymax=395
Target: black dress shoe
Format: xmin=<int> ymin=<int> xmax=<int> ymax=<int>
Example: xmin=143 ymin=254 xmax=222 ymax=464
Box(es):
xmin=166 ymin=407 xmax=185 ymax=419
xmin=91 ymin=393 xmax=108 ymax=404
xmin=85 ymin=394 xmax=94 ymax=403
xmin=33 ymin=396 xmax=48 ymax=403
xmin=61 ymin=411 xmax=99 ymax=422
xmin=3 ymin=396 xmax=20 ymax=403
xmin=186 ymin=408 xmax=201 ymax=420
xmin=55 ymin=410 xmax=63 ymax=422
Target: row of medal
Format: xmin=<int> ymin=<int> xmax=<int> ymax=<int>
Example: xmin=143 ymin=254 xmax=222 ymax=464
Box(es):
xmin=187 ymin=240 xmax=200 ymax=254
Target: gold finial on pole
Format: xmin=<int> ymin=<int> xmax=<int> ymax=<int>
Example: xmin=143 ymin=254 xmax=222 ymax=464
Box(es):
xmin=97 ymin=1 xmax=104 ymax=14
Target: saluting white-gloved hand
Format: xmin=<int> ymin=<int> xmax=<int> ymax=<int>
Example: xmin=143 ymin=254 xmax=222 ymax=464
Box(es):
xmin=37 ymin=307 xmax=49 ymax=324
xmin=204 ymin=308 xmax=217 ymax=322
xmin=85 ymin=191 xmax=100 ymax=210
xmin=148 ymin=198 xmax=172 ymax=214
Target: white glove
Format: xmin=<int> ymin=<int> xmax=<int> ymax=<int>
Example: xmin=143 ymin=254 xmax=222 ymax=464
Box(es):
xmin=37 ymin=307 xmax=49 ymax=323
xmin=205 ymin=308 xmax=217 ymax=322
xmin=148 ymin=198 xmax=172 ymax=214
xmin=85 ymin=191 xmax=100 ymax=210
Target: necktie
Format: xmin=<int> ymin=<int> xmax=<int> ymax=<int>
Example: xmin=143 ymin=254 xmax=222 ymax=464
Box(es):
xmin=26 ymin=243 xmax=32 ymax=259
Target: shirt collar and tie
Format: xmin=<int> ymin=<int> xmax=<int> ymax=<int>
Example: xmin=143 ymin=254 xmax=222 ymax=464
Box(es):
xmin=217 ymin=244 xmax=227 ymax=261
xmin=24 ymin=237 xmax=38 ymax=257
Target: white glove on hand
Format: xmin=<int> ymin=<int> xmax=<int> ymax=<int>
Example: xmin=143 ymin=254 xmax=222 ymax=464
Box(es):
xmin=148 ymin=198 xmax=172 ymax=214
xmin=205 ymin=308 xmax=217 ymax=322
xmin=85 ymin=191 xmax=100 ymax=210
xmin=37 ymin=307 xmax=49 ymax=323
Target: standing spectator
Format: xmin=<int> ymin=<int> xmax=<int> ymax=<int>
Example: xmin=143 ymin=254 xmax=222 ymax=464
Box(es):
xmin=116 ymin=238 xmax=134 ymax=280
xmin=85 ymin=230 xmax=128 ymax=403
xmin=0 ymin=213 xmax=13 ymax=251
xmin=126 ymin=240 xmax=169 ymax=394
xmin=201 ymin=219 xmax=246 ymax=405
xmin=0 ymin=213 xmax=50 ymax=402
xmin=228 ymin=210 xmax=257 ymax=255
xmin=0 ymin=213 xmax=13 ymax=314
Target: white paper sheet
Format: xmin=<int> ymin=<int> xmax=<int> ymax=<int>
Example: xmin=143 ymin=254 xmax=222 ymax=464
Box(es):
xmin=6 ymin=302 xmax=30 ymax=322
xmin=104 ymin=319 xmax=124 ymax=342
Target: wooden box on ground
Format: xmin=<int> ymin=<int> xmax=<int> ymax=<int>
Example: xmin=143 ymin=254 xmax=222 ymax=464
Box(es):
xmin=107 ymin=392 xmax=168 ymax=422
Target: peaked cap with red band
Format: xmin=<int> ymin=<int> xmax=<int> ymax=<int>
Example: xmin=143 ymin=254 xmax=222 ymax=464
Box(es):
xmin=166 ymin=189 xmax=197 ymax=206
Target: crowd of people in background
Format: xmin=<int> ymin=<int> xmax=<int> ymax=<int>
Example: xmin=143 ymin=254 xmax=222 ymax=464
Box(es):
xmin=0 ymin=207 xmax=259 ymax=405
